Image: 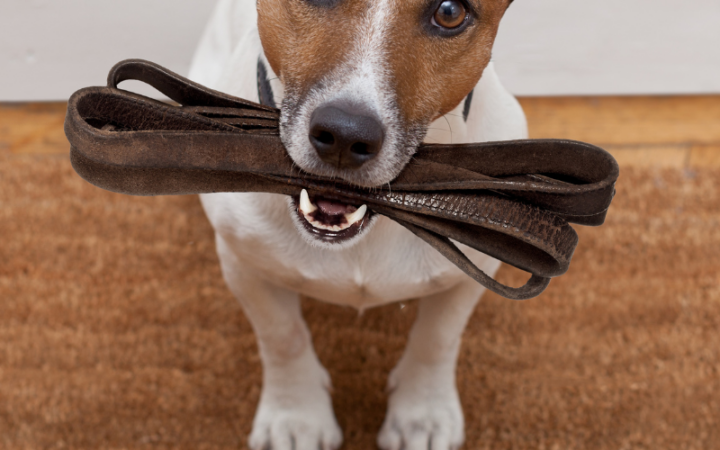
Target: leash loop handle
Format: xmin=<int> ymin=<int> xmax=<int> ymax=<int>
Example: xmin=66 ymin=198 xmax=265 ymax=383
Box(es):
xmin=395 ymin=219 xmax=551 ymax=300
xmin=107 ymin=58 xmax=277 ymax=113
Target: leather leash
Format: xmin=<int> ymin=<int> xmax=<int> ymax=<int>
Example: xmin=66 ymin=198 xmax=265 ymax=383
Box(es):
xmin=65 ymin=59 xmax=619 ymax=300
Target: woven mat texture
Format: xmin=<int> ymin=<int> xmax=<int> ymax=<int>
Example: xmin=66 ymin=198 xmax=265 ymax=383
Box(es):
xmin=1 ymin=152 xmax=718 ymax=450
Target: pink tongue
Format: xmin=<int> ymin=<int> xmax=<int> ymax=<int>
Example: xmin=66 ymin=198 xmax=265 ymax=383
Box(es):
xmin=316 ymin=198 xmax=352 ymax=215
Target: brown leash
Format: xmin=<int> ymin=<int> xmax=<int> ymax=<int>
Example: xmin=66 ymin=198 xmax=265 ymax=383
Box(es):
xmin=65 ymin=59 xmax=619 ymax=300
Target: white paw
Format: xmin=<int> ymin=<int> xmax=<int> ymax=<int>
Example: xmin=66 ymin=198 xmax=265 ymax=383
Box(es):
xmin=377 ymin=366 xmax=465 ymax=450
xmin=249 ymin=368 xmax=343 ymax=450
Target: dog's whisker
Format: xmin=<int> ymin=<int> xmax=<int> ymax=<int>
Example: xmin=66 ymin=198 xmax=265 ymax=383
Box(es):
xmin=441 ymin=115 xmax=454 ymax=144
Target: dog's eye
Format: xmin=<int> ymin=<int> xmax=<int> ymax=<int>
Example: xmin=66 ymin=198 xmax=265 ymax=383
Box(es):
xmin=432 ymin=0 xmax=467 ymax=29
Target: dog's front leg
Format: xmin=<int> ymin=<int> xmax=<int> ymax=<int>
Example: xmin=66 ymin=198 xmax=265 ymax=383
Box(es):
xmin=378 ymin=279 xmax=486 ymax=450
xmin=215 ymin=236 xmax=343 ymax=450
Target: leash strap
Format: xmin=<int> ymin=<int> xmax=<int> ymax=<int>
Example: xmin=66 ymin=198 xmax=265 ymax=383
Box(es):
xmin=65 ymin=59 xmax=619 ymax=300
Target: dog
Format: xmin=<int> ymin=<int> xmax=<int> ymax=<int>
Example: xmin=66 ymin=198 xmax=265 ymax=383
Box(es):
xmin=189 ymin=0 xmax=526 ymax=448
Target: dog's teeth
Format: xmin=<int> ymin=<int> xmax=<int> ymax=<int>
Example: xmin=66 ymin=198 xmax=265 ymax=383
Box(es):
xmin=299 ymin=194 xmax=366 ymax=232
xmin=299 ymin=189 xmax=317 ymax=213
xmin=345 ymin=205 xmax=367 ymax=225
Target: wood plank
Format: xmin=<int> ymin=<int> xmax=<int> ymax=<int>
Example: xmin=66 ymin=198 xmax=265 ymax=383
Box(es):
xmin=604 ymin=144 xmax=690 ymax=169
xmin=689 ymin=144 xmax=720 ymax=168
xmin=0 ymin=102 xmax=69 ymax=155
xmin=519 ymin=95 xmax=720 ymax=146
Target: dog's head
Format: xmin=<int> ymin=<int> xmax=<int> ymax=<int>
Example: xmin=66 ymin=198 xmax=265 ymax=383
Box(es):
xmin=257 ymin=0 xmax=513 ymax=246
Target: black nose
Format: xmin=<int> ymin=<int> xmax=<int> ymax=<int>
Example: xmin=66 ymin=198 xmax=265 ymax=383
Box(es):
xmin=309 ymin=105 xmax=384 ymax=170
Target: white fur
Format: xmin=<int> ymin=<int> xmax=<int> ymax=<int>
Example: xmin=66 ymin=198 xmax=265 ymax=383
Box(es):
xmin=189 ymin=1 xmax=528 ymax=449
xmin=281 ymin=0 xmax=416 ymax=188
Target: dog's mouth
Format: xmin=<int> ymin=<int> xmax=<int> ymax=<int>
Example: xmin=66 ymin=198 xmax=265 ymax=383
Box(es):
xmin=291 ymin=189 xmax=373 ymax=243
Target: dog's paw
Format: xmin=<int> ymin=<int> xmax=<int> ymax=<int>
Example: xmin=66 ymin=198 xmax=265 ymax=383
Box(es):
xmin=249 ymin=412 xmax=342 ymax=450
xmin=248 ymin=373 xmax=343 ymax=450
xmin=377 ymin=365 xmax=464 ymax=450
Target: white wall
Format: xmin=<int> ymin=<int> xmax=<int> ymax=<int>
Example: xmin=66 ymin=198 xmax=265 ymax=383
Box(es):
xmin=1 ymin=0 xmax=719 ymax=101
xmin=493 ymin=0 xmax=720 ymax=96
xmin=0 ymin=0 xmax=216 ymax=102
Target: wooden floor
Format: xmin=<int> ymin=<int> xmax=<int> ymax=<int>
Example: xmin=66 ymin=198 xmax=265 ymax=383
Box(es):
xmin=519 ymin=96 xmax=720 ymax=168
xmin=1 ymin=96 xmax=720 ymax=167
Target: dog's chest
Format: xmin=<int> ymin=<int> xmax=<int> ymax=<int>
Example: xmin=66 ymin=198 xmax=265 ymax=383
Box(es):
xmin=202 ymin=192 xmax=476 ymax=308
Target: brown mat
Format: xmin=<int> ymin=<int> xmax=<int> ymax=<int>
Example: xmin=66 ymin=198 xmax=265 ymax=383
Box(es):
xmin=1 ymin=150 xmax=718 ymax=449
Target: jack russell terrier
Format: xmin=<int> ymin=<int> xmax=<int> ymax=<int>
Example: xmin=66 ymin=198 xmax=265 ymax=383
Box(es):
xmin=189 ymin=0 xmax=525 ymax=448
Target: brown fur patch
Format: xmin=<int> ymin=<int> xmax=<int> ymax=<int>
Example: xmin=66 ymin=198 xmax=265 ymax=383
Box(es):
xmin=258 ymin=0 xmax=366 ymax=99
